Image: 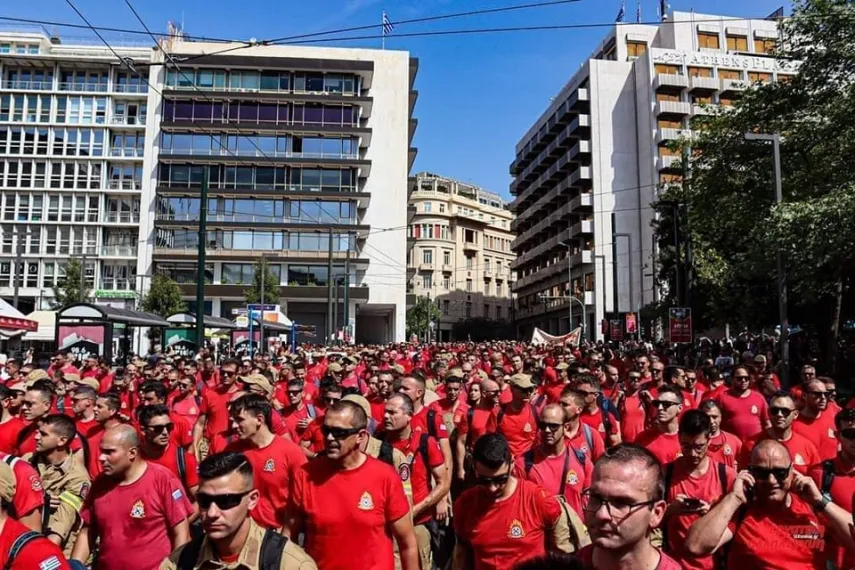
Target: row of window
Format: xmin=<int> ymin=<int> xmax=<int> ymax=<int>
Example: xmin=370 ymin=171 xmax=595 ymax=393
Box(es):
xmin=0 ymin=161 xmax=140 ymax=191
xmin=156 ymin=229 xmax=354 ymax=252
xmin=0 ymin=260 xmax=136 ymax=290
xmin=407 ymin=223 xmax=453 ymax=241
xmin=0 ymin=224 xmax=134 ymax=256
xmin=156 ymin=197 xmax=355 ymax=224
xmin=159 ymin=132 xmax=358 ymax=158
xmin=413 ymin=272 xmax=508 ymax=298
xmin=654 ymin=63 xmax=779 ymax=83
xmin=0 ymin=193 xmax=138 ymax=223
xmin=2 ymin=69 xmax=147 ymax=92
xmin=656 ymin=92 xmax=740 ymax=108
xmin=517 ymin=274 xmax=595 ymax=309
xmin=0 ymin=44 xmax=40 ymax=56
xmin=162 ymin=100 xmax=358 ymax=126
xmin=158 ymin=164 xmax=358 ymax=192
xmin=416 ymin=248 xmax=510 ymax=275
xmin=153 ymin=262 xmax=352 ymax=288
xmin=165 ymin=69 xmax=360 ymax=95
xmin=0 ymin=95 xmax=112 ymax=124
xmin=0 ymin=128 xmax=145 ymax=159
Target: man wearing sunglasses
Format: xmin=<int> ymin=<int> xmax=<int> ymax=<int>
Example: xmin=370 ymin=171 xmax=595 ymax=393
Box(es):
xmin=286 ymin=400 xmax=419 ymax=570
xmin=738 ymin=392 xmax=819 ymax=475
xmin=224 ymin=394 xmax=306 ymax=531
xmin=486 ymin=373 xmax=539 ymax=459
xmin=687 ymin=439 xmax=855 ymax=569
xmin=714 ymin=366 xmax=770 ymax=441
xmin=453 ymin=433 xmax=569 ymax=570
xmin=615 ymin=372 xmax=647 ymax=444
xmin=160 ymin=451 xmax=316 ymax=570
xmin=140 ymin=382 xmax=193 ymax=451
xmin=577 ymin=376 xmax=622 ymax=448
xmin=169 ymin=373 xmax=200 ymax=430
xmin=454 ymin=379 xmax=501 ymax=482
xmin=193 ymin=359 xmax=241 ymax=461
xmin=636 ymin=385 xmax=683 ymax=466
xmin=792 ymin=378 xmax=839 ymax=462
xmin=139 ymin=404 xmax=199 ymax=503
xmin=299 ymin=379 xmax=342 ymax=460
xmin=278 ymin=379 xmax=318 ymax=443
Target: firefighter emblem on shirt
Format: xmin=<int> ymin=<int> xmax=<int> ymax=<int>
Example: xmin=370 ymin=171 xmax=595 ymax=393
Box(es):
xmin=565 ymin=470 xmax=579 ymax=486
xmin=829 ymin=428 xmax=836 ymax=438
xmin=598 ymin=424 xmax=606 ymax=433
xmin=358 ymin=492 xmax=375 ymax=511
xmin=723 ymin=444 xmax=733 ymax=456
xmin=189 ymin=407 xmax=197 ymax=415
xmin=130 ymin=500 xmax=146 ymax=518
xmin=794 ymin=453 xmax=806 ymax=465
xmin=508 ymin=519 xmax=526 ymax=539
xmin=398 ymin=463 xmax=411 ymax=483
xmin=523 ymin=422 xmax=532 ymax=433
xmin=264 ymin=458 xmax=275 ymax=472
xmin=751 ymin=405 xmax=758 ymax=415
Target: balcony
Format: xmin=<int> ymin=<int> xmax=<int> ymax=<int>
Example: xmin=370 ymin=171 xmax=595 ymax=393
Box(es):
xmin=419 ymin=263 xmax=434 ymax=271
xmin=570 ymin=219 xmax=594 ymax=237
xmin=657 ymin=155 xmax=681 ymax=170
xmin=692 ymin=104 xmax=714 ymax=116
xmin=653 ymin=74 xmax=688 ymax=92
xmin=101 ymin=245 xmax=137 ymax=257
xmin=655 ymin=100 xmax=692 ymax=117
xmin=570 ymin=250 xmax=593 ymax=265
xmin=463 ymin=242 xmax=478 ymax=252
xmin=110 ymin=116 xmax=146 ymax=127
xmin=441 ymin=264 xmax=453 ymax=273
xmin=113 ymin=84 xmax=149 ymax=94
xmin=689 ymin=76 xmax=719 ymax=92
xmin=483 ymin=268 xmax=493 ymax=278
xmin=720 ymin=79 xmax=747 ymax=94
xmin=109 ymin=148 xmax=144 ymax=159
xmin=0 ymin=80 xmax=53 ymax=91
xmin=103 ymin=212 xmax=140 ymax=224
xmin=58 ymin=82 xmax=109 ymax=93
xmin=570 ymin=191 xmax=593 ymax=210
xmin=655 ymin=128 xmax=692 ymax=145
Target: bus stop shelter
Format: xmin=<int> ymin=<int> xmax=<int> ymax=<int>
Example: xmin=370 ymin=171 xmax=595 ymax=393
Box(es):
xmin=165 ymin=312 xmax=238 ymax=356
xmin=56 ymin=303 xmax=170 ymax=364
xmin=231 ymin=318 xmax=291 ymax=355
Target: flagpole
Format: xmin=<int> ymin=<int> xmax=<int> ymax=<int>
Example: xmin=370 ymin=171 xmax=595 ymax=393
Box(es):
xmin=382 ymin=10 xmax=386 ymax=50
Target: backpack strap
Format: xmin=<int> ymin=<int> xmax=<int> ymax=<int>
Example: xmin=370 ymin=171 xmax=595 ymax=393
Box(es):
xmin=662 ymin=462 xmax=675 ymax=551
xmin=176 ymin=533 xmax=206 ymax=570
xmin=418 ymin=433 xmax=433 ymax=491
xmin=306 ymin=404 xmax=316 ymax=419
xmin=582 ymin=424 xmax=594 ymax=458
xmin=4 ymin=530 xmax=42 ymax=570
xmin=378 ymin=440 xmax=394 ymax=467
xmin=259 ymin=528 xmax=289 ymax=570
xmin=717 ymin=461 xmax=728 ymax=494
xmin=557 ymin=447 xmax=573 ymax=498
xmin=496 ymin=406 xmax=505 ymax=429
xmin=426 ymin=409 xmax=437 ymax=439
xmin=176 ymin=446 xmax=187 ymax=489
xmin=522 ymin=450 xmax=535 ymax=476
xmin=821 ymin=459 xmax=835 ymax=494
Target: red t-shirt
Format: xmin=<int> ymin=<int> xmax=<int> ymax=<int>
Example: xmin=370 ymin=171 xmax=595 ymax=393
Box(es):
xmin=81 ymin=462 xmax=191 ymax=570
xmin=457 ymin=406 xmax=498 ymax=449
xmin=170 ymin=394 xmax=200 ymax=430
xmin=389 ymin=431 xmax=444 ymax=524
xmin=792 ymin=412 xmax=838 ymax=461
xmin=664 ymin=459 xmax=736 ymax=570
xmin=428 ymin=399 xmax=469 ymax=435
xmin=567 ymin=423 xmax=606 ymax=462
xmin=636 ymin=428 xmax=682 ymax=465
xmin=453 ymin=479 xmax=561 ymax=570
xmin=0 ymin=453 xmax=44 ymax=519
xmin=140 ymin=443 xmax=199 ymax=492
xmin=579 ymin=407 xmax=619 ymax=439
xmin=619 ymin=394 xmax=647 ymax=444
xmin=576 ymin=545 xmax=682 ymax=570
xmin=300 ymin=417 xmax=326 ymax=455
xmin=707 ymin=430 xmax=742 ymax=469
xmin=808 ymin=457 xmax=855 ymax=570
xmin=76 ymin=417 xmax=101 ymax=438
xmin=738 ymin=431 xmax=820 ymax=474
xmin=727 ymin=494 xmax=826 ymax=569
xmin=281 ymin=403 xmax=318 ymax=442
xmin=290 ymin=455 xmax=410 ymax=570
xmin=0 ymin=517 xmax=71 ymax=569
xmin=715 ymin=390 xmax=770 ymax=441
xmin=515 ymin=446 xmax=592 ymax=517
xmin=0 ymin=417 xmax=25 ymax=454
xmin=226 ymin=436 xmax=307 ymax=529
xmin=486 ymin=404 xmax=538 ymax=458
xmin=199 ymin=385 xmax=241 ymax=454
xmin=411 ymin=406 xmax=449 ymax=441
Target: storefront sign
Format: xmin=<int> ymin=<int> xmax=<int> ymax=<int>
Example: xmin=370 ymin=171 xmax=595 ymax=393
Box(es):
xmin=651 ymin=49 xmax=800 ymax=72
xmin=669 ymin=307 xmax=693 ymax=343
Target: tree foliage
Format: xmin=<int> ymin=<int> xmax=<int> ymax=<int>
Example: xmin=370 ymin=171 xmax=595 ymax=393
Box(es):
xmin=406 ymin=296 xmax=441 ymax=339
xmin=140 ymin=275 xmax=187 ymax=317
xmin=51 ymin=258 xmax=89 ymax=309
xmin=244 ymin=260 xmax=282 ymax=305
xmin=652 ymin=0 xmax=855 ymax=370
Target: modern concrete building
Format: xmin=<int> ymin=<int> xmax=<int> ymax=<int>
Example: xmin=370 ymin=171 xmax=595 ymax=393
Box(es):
xmin=0 ymin=30 xmax=152 ymax=313
xmin=142 ymin=39 xmax=418 ymax=343
xmin=510 ymin=11 xmax=795 ymax=340
xmin=407 ymin=172 xmax=515 ymax=341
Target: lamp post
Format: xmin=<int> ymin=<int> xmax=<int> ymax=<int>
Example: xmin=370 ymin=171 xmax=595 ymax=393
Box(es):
xmin=614 ymin=232 xmax=637 ymax=339
xmin=744 ymin=131 xmax=788 ymax=386
xmin=561 ymin=234 xmax=586 ymax=341
xmin=539 ymin=293 xmax=586 ymax=342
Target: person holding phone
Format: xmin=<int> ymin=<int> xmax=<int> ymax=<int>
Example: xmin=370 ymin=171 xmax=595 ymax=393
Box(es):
xmin=686 ymin=439 xmax=855 ymax=569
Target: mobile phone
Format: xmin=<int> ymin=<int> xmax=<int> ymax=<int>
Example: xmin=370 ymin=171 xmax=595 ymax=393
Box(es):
xmin=744 ymin=484 xmax=755 ymax=503
xmin=683 ymin=498 xmax=702 ymax=508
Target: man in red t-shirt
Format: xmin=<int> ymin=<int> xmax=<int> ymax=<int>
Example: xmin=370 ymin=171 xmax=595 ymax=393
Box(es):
xmin=0 ymin=459 xmax=70 ymax=569
xmin=138 ymin=404 xmax=199 ymax=502
xmin=578 ymin=444 xmax=679 ymax=570
xmin=71 ymin=425 xmax=190 ymax=570
xmin=686 ymin=439 xmax=855 ymax=568
xmin=615 ymin=371 xmax=647 ymax=444
xmin=0 ymin=452 xmax=44 ymax=532
xmin=485 ymin=373 xmax=539 ymax=458
xmin=738 ymin=392 xmax=820 ymax=474
xmin=194 ymin=359 xmax=241 ymax=459
xmin=428 ymin=372 xmax=469 ymax=439
xmin=699 ymin=400 xmax=741 ymax=469
xmin=559 ymin=387 xmax=606 ymax=462
xmin=87 ymin=392 xmax=127 ymax=479
xmin=454 ymin=378 xmax=499 ymax=481
xmin=0 ymin=384 xmax=25 ymax=454
xmin=18 ymin=383 xmax=84 ymax=467
xmin=577 ymin=376 xmax=621 ymax=447
xmin=286 ymin=400 xmax=419 ymax=570
xmin=381 ymin=393 xmax=449 ymax=570
xmin=453 ymin=433 xmax=566 ymax=570
xmin=71 ymin=386 xmax=100 ymax=438
xmin=299 ymin=380 xmax=341 ymax=459
xmin=792 ymin=378 xmax=838 ymax=461
xmin=168 ymin=374 xmax=199 ymax=430
xmin=662 ymin=410 xmax=736 ymax=570
xmin=278 ymin=379 xmax=319 ymax=442
xmin=714 ymin=367 xmax=770 ymax=441
xmin=636 ymin=385 xmax=683 ymax=466
xmin=139 ymin=382 xmax=193 ymax=449
xmin=225 ymin=394 xmax=306 ymax=529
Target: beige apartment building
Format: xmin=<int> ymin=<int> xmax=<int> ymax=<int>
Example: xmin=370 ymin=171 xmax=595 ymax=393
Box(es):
xmin=407 ymin=172 xmax=515 ymax=341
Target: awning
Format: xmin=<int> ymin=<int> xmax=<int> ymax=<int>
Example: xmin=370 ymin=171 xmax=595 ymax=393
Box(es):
xmin=57 ymin=303 xmax=170 ymax=328
xmin=23 ymin=311 xmax=56 ymax=342
xmin=167 ymin=312 xmax=239 ymax=330
xmin=0 ymin=298 xmax=38 ymax=332
xmin=246 ymin=318 xmax=291 ymax=332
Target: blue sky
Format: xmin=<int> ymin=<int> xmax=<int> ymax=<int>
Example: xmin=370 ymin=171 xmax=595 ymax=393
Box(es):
xmin=8 ymin=0 xmax=789 ymax=198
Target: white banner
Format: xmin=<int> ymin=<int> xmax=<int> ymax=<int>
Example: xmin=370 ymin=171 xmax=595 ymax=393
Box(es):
xmin=530 ymin=327 xmax=582 ymax=346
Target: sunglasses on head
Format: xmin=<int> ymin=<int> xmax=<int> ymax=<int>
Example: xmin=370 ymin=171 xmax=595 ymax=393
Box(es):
xmin=748 ymin=464 xmax=791 ymax=483
xmin=769 ymin=406 xmax=795 ymax=417
xmin=197 ymin=490 xmax=252 ymax=511
xmin=321 ymin=425 xmax=361 ymax=440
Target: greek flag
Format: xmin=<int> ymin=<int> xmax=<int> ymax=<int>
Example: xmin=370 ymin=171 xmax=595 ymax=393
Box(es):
xmin=616 ymin=1 xmax=626 ymax=22
xmin=382 ymin=12 xmax=394 ymax=35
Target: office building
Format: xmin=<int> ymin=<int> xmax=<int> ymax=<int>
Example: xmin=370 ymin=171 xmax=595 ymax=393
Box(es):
xmin=407 ymin=172 xmax=515 ymax=341
xmin=142 ymin=39 xmax=418 ymax=343
xmin=510 ymin=11 xmax=794 ymax=339
xmin=0 ymin=30 xmax=152 ymax=313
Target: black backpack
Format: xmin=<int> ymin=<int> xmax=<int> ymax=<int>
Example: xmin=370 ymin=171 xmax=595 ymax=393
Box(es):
xmin=177 ymin=527 xmax=287 ymax=570
xmin=378 ymin=440 xmax=395 ymax=467
xmin=521 ymin=447 xmax=580 ymax=497
xmin=821 ymin=459 xmax=836 ymax=493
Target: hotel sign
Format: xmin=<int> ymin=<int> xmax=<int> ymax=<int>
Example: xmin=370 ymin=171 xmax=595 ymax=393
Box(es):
xmin=652 ymin=49 xmax=800 ymax=73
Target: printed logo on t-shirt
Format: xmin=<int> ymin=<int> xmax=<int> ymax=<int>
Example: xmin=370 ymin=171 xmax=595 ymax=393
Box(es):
xmin=598 ymin=424 xmax=606 ymax=433
xmin=794 ymin=453 xmax=806 ymax=465
xmin=751 ymin=405 xmax=758 ymax=415
xmin=29 ymin=475 xmax=42 ymax=492
xmin=828 ymin=428 xmax=836 ymax=438
xmin=130 ymin=500 xmax=146 ymax=518
xmin=398 ymin=463 xmax=411 ymax=482
xmin=358 ymin=492 xmax=375 ymax=510
xmin=723 ymin=444 xmax=733 ymax=456
xmin=264 ymin=458 xmax=275 ymax=472
xmin=121 ymin=402 xmax=128 ymax=409
xmin=189 ymin=407 xmax=197 ymax=414
xmin=566 ymin=470 xmax=579 ymax=486
xmin=508 ymin=519 xmax=526 ymax=539
xmin=523 ymin=422 xmax=532 ymax=433
xmin=38 ymin=557 xmax=62 ymax=570
xmin=79 ymin=483 xmax=90 ymax=500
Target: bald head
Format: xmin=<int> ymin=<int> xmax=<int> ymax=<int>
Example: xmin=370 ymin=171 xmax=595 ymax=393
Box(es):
xmin=751 ymin=439 xmax=790 ymax=466
xmin=480 ymin=379 xmax=499 ymax=393
xmin=103 ymin=424 xmax=139 ymax=450
xmin=540 ymin=403 xmax=567 ymax=424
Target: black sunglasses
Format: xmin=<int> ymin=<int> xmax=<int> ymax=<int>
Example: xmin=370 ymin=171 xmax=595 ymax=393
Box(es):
xmin=808 ymin=391 xmax=829 ymax=399
xmin=146 ymin=423 xmax=174 ymax=433
xmin=652 ymin=400 xmax=679 ymax=409
xmin=538 ymin=421 xmax=563 ymax=432
xmin=840 ymin=428 xmax=855 ymax=440
xmin=197 ymin=490 xmax=252 ymax=511
xmin=323 ymin=397 xmax=341 ymax=405
xmin=769 ymin=406 xmax=795 ymax=417
xmin=748 ymin=464 xmax=791 ymax=483
xmin=321 ymin=425 xmax=361 ymax=440
xmin=475 ymin=472 xmax=511 ymax=487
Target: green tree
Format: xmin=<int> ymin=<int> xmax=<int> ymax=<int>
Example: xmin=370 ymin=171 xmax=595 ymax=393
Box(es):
xmin=51 ymin=258 xmax=90 ymax=309
xmin=244 ymin=260 xmax=281 ymax=305
xmin=652 ymin=0 xmax=855 ymax=371
xmin=406 ymin=296 xmax=441 ymax=340
xmin=140 ymin=275 xmax=187 ymax=317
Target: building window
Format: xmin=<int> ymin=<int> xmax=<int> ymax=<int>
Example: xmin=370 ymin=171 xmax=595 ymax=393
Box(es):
xmin=726 ymin=35 xmax=748 ymax=51
xmin=442 ymin=300 xmax=449 ymax=316
xmin=443 ymin=250 xmax=451 ymax=265
xmin=747 ymin=72 xmax=772 ymax=84
xmin=496 ymin=306 xmax=502 ymax=319
xmin=465 ymin=302 xmax=472 ymax=318
xmin=439 ymin=203 xmax=445 ymax=213
xmin=483 ymin=304 xmax=490 ymax=318
xmin=484 ymin=258 xmax=491 ymax=273
xmin=687 ymin=67 xmax=713 ymax=78
xmin=443 ymin=277 xmax=451 ymax=290
xmin=422 ymin=249 xmax=433 ymax=264
xmin=754 ymin=38 xmax=776 ymax=55
xmin=697 ymin=32 xmax=720 ymax=49
xmin=719 ymin=94 xmax=738 ymax=107
xmin=626 ymin=41 xmax=647 ymax=58
xmin=496 ymin=282 xmax=502 ymax=296
xmin=465 ymin=256 xmax=473 ymax=269
xmin=658 ymin=119 xmax=682 ymax=129
xmin=423 ymin=202 xmax=431 ymax=213
xmin=466 ymin=279 xmax=472 ymax=292
xmin=422 ymin=274 xmax=432 ymax=289
xmin=654 ymin=64 xmax=680 ymax=75
xmin=718 ymin=69 xmax=742 ymax=80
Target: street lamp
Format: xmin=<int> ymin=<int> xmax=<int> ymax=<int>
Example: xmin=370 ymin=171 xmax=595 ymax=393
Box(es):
xmin=744 ymin=131 xmax=788 ymax=386
xmin=561 ymin=237 xmax=587 ymax=342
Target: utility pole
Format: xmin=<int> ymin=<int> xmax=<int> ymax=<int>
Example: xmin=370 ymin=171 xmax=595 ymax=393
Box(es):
xmin=333 ymin=276 xmax=339 ymax=346
xmin=79 ymin=254 xmax=87 ymax=303
xmin=343 ymin=232 xmax=351 ymax=344
xmin=12 ymin=232 xmax=23 ymax=309
xmin=259 ymin=257 xmax=265 ymax=357
xmin=195 ymin=165 xmax=209 ymax=350
xmin=326 ymin=231 xmax=334 ymax=344
xmin=615 ymin=233 xmax=636 ymax=339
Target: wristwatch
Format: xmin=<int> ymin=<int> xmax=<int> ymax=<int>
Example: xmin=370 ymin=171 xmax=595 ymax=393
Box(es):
xmin=814 ymin=492 xmax=832 ymax=512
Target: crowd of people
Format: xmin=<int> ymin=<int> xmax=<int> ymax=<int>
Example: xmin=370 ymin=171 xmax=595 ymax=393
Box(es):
xmin=0 ymin=341 xmax=850 ymax=569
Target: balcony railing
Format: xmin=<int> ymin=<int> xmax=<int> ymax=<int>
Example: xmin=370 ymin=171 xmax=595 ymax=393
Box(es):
xmin=155 ymin=212 xmax=356 ymax=224
xmin=101 ymin=245 xmax=137 ymax=257
xmin=109 ymin=148 xmax=145 ymax=158
xmin=159 ymin=148 xmax=359 ymax=160
xmin=113 ymin=84 xmax=148 ymax=94
xmin=58 ymin=82 xmax=109 ymax=92
xmin=111 ymin=116 xmax=146 ymax=126
xmin=0 ymin=80 xmax=53 ymax=90
xmin=103 ymin=212 xmax=140 ymax=224
xmin=99 ymin=278 xmax=136 ymax=291
xmin=108 ymin=180 xmax=142 ymax=190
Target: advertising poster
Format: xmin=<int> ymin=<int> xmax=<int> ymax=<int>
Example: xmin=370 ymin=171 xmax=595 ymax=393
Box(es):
xmin=625 ymin=313 xmax=638 ymax=335
xmin=164 ymin=328 xmax=196 ymax=358
xmin=669 ymin=307 xmax=693 ymax=343
xmin=231 ymin=330 xmax=259 ymax=351
xmin=609 ymin=319 xmax=624 ymax=341
xmin=57 ymin=325 xmax=106 ymax=362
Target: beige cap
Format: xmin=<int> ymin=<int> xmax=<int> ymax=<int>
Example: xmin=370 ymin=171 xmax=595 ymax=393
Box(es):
xmin=26 ymin=369 xmax=50 ymax=383
xmin=556 ymin=362 xmax=570 ymax=371
xmin=342 ymin=394 xmax=371 ymax=418
xmin=754 ymin=354 xmax=767 ymax=364
xmin=509 ymin=373 xmax=535 ymax=389
xmin=327 ymin=362 xmax=343 ymax=373
xmin=64 ymin=373 xmax=81 ymax=383
xmin=444 ymin=368 xmax=465 ymax=381
xmin=239 ymin=374 xmax=273 ymax=397
xmin=0 ymin=459 xmax=14 ymax=503
xmin=6 ymin=380 xmax=26 ymax=392
xmin=78 ymin=378 xmax=101 ymax=392
xmin=392 ymin=364 xmax=405 ymax=375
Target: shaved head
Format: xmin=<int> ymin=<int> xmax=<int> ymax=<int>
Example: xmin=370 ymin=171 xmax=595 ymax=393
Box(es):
xmin=480 ymin=379 xmax=499 ymax=393
xmin=104 ymin=424 xmax=139 ymax=450
xmin=751 ymin=439 xmax=790 ymax=466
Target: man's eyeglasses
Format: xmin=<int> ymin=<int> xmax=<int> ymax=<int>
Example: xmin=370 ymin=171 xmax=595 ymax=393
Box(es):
xmin=474 ymin=472 xmax=511 ymax=487
xmin=733 ymin=375 xmax=750 ymax=380
xmin=323 ymin=397 xmax=341 ymax=405
xmin=321 ymin=425 xmax=361 ymax=440
xmin=197 ymin=490 xmax=252 ymax=511
xmin=582 ymin=490 xmax=656 ymax=519
xmin=748 ymin=464 xmax=791 ymax=483
xmin=652 ymin=368 xmax=663 ymax=375
xmin=839 ymin=427 xmax=855 ymax=440
xmin=538 ymin=421 xmax=563 ymax=432
xmin=652 ymin=400 xmax=679 ymax=410
xmin=807 ymin=391 xmax=829 ymax=399
xmin=769 ymin=406 xmax=795 ymax=417
xmin=145 ymin=423 xmax=174 ymax=434
xmin=287 ymin=390 xmax=303 ymax=396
